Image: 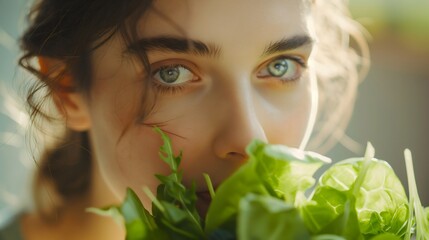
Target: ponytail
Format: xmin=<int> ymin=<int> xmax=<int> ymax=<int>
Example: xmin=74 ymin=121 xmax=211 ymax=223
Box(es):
xmin=33 ymin=130 xmax=91 ymax=220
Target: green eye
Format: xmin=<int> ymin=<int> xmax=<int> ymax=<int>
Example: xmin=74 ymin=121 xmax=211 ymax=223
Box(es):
xmin=159 ymin=66 xmax=180 ymax=83
xmin=267 ymin=59 xmax=289 ymax=77
xmin=153 ymin=65 xmax=197 ymax=85
xmin=257 ymin=57 xmax=304 ymax=82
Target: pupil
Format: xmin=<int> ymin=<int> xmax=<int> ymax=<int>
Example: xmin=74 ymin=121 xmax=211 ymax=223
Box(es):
xmin=268 ymin=59 xmax=288 ymax=77
xmin=160 ymin=67 xmax=180 ymax=83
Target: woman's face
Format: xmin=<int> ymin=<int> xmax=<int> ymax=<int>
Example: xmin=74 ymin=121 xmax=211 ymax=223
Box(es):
xmin=85 ymin=0 xmax=316 ymax=210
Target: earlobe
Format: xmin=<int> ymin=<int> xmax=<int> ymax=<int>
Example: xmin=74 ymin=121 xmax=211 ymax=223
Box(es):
xmin=39 ymin=57 xmax=91 ymax=131
xmin=53 ymin=92 xmax=91 ymax=131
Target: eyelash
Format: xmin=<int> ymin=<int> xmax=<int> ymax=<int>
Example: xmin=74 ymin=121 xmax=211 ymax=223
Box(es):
xmin=152 ymin=80 xmax=187 ymax=95
xmin=289 ymin=56 xmax=307 ymax=68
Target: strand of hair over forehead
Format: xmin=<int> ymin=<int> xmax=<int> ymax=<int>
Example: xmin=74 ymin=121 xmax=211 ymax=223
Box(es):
xmin=307 ymin=0 xmax=370 ymax=153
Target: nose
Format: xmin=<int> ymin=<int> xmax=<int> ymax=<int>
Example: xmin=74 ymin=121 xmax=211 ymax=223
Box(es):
xmin=211 ymin=84 xmax=267 ymax=162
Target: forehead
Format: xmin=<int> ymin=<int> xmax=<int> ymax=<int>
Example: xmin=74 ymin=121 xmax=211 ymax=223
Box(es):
xmin=138 ymin=0 xmax=311 ymax=42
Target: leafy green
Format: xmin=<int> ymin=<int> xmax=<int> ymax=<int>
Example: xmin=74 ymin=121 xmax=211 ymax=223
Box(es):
xmin=369 ymin=233 xmax=402 ymax=240
xmin=311 ymin=235 xmax=346 ymax=240
xmin=404 ymin=149 xmax=429 ymax=240
xmin=302 ymin=144 xmax=409 ymax=239
xmin=87 ymin=188 xmax=167 ymax=240
xmin=250 ymin=140 xmax=331 ymax=205
xmin=89 ymin=129 xmax=428 ymax=240
xmin=150 ymin=127 xmax=204 ymax=239
xmin=204 ymin=139 xmax=330 ymax=234
xmin=237 ymin=193 xmax=310 ymax=240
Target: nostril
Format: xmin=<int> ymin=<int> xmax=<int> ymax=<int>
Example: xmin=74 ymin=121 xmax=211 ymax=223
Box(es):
xmin=228 ymin=151 xmax=243 ymax=156
xmin=224 ymin=151 xmax=247 ymax=162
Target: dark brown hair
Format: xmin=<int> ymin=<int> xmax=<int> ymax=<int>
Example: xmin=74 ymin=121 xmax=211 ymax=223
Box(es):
xmin=19 ymin=0 xmax=154 ymax=220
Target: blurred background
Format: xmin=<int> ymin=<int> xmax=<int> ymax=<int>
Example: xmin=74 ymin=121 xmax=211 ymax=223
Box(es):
xmin=0 ymin=0 xmax=33 ymax=225
xmin=329 ymin=0 xmax=429 ymax=206
xmin=1 ymin=0 xmax=429 ymax=225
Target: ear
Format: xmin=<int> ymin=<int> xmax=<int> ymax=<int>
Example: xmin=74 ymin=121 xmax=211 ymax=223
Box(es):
xmin=39 ymin=57 xmax=91 ymax=131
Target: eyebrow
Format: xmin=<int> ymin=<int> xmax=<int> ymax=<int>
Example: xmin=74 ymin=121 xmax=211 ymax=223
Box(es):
xmin=126 ymin=35 xmax=313 ymax=58
xmin=262 ymin=35 xmax=313 ymax=57
xmin=127 ymin=37 xmax=221 ymax=58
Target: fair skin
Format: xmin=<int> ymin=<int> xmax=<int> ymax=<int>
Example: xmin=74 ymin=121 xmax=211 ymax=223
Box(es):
xmin=22 ymin=0 xmax=317 ymax=239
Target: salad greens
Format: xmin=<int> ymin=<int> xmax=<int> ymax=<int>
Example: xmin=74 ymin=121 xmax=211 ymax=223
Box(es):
xmin=90 ymin=128 xmax=429 ymax=240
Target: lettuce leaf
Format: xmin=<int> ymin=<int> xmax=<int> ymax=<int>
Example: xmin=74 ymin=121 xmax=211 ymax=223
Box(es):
xmin=302 ymin=144 xmax=409 ymax=239
xmin=204 ymin=139 xmax=330 ymax=235
xmin=237 ymin=193 xmax=310 ymax=240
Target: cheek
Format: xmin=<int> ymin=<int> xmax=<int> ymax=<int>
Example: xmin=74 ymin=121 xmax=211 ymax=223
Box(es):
xmin=114 ymin=127 xmax=170 ymax=191
xmin=90 ymin=116 xmax=172 ymax=207
xmin=87 ymin=70 xmax=170 ymax=205
xmin=262 ymin=77 xmax=315 ymax=147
